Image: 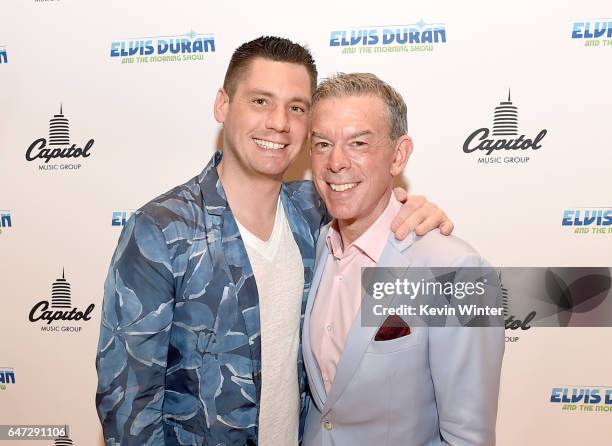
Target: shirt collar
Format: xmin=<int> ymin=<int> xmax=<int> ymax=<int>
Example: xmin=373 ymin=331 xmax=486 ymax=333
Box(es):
xmin=325 ymin=194 xmax=401 ymax=263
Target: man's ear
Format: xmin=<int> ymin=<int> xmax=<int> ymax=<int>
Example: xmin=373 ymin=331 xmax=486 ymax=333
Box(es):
xmin=390 ymin=135 xmax=413 ymax=176
xmin=213 ymin=88 xmax=230 ymax=124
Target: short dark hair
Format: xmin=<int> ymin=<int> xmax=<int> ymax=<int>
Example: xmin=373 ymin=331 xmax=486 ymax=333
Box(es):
xmin=223 ymin=36 xmax=318 ymax=98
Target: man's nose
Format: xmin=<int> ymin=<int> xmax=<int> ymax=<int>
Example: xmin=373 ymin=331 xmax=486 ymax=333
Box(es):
xmin=266 ymin=105 xmax=290 ymax=133
xmin=328 ymin=145 xmax=350 ymax=172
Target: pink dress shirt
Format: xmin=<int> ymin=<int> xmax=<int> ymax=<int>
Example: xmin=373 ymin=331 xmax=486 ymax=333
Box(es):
xmin=310 ymin=195 xmax=402 ymax=393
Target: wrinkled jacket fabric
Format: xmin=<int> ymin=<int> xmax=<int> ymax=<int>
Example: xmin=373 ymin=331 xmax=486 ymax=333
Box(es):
xmin=96 ymin=151 xmax=326 ymax=445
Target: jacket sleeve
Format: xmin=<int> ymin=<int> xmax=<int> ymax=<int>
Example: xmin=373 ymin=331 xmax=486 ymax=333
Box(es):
xmin=428 ymin=255 xmax=505 ymax=446
xmin=96 ymin=211 xmax=175 ymax=445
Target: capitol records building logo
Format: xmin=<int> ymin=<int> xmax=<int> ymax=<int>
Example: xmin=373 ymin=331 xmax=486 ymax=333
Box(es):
xmin=463 ymin=90 xmax=547 ymax=164
xmin=25 ymin=104 xmax=94 ymax=171
xmin=28 ymin=269 xmax=95 ymax=333
xmin=52 ymin=436 xmax=74 ymax=446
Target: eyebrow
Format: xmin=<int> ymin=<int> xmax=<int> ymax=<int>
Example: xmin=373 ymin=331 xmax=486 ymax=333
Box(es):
xmin=250 ymin=88 xmax=310 ymax=106
xmin=312 ymin=130 xmax=373 ymax=139
xmin=348 ymin=130 xmax=373 ymax=139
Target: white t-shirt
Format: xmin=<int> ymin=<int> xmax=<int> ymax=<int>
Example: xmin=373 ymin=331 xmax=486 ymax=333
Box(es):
xmin=235 ymin=198 xmax=304 ymax=446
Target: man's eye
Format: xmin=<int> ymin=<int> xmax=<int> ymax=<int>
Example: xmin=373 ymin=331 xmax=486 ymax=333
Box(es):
xmin=352 ymin=141 xmax=367 ymax=147
xmin=253 ymin=98 xmax=267 ymax=106
xmin=290 ymin=105 xmax=305 ymax=113
xmin=314 ymin=141 xmax=330 ymax=149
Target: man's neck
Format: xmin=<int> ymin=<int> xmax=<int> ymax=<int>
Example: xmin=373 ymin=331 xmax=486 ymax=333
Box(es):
xmin=337 ymin=189 xmax=392 ymax=247
xmin=217 ymin=151 xmax=282 ymax=241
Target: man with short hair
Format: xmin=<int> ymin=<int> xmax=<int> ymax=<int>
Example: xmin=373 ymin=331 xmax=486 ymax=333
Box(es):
xmin=303 ymin=73 xmax=504 ymax=446
xmin=96 ymin=38 xmax=453 ymax=446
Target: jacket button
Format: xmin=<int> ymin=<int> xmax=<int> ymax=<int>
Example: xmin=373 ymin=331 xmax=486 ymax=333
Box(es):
xmin=323 ymin=420 xmax=334 ymax=430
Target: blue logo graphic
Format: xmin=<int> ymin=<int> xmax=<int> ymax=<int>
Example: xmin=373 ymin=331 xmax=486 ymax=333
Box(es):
xmin=330 ymin=20 xmax=446 ymax=54
xmin=0 ymin=367 xmax=16 ymax=389
xmin=112 ymin=210 xmax=134 ymax=227
xmin=0 ymin=46 xmax=7 ymax=64
xmin=572 ymin=20 xmax=612 ymax=39
xmin=0 ymin=210 xmax=12 ymax=230
xmin=550 ymin=387 xmax=612 ymax=412
xmin=563 ymin=208 xmax=612 ymax=234
xmin=572 ymin=20 xmax=612 ymax=47
xmin=110 ymin=30 xmax=215 ymax=63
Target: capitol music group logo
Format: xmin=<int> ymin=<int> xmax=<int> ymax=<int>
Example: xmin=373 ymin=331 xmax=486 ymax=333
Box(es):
xmin=25 ymin=104 xmax=94 ymax=171
xmin=110 ymin=30 xmax=215 ymax=64
xmin=330 ymin=20 xmax=446 ymax=54
xmin=28 ymin=269 xmax=95 ymax=332
xmin=463 ymin=90 xmax=547 ymax=164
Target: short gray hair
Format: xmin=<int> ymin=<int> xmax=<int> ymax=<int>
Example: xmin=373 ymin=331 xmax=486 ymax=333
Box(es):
xmin=312 ymin=72 xmax=407 ymax=140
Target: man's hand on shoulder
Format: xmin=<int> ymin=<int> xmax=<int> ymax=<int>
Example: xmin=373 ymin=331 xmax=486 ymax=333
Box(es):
xmin=391 ymin=188 xmax=454 ymax=240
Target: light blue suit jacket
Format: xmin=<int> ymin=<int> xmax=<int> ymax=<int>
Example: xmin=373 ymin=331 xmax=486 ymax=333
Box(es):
xmin=302 ymin=227 xmax=505 ymax=446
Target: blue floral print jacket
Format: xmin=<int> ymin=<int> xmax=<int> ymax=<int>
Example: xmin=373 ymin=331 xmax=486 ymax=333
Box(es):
xmin=96 ymin=151 xmax=326 ymax=445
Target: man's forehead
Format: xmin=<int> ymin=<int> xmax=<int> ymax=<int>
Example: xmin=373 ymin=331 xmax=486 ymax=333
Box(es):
xmin=234 ymin=58 xmax=312 ymax=98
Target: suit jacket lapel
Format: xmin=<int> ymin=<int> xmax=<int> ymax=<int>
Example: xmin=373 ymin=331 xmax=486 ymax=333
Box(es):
xmin=200 ymin=152 xmax=263 ymax=401
xmin=321 ymin=232 xmax=416 ymax=416
xmin=303 ymin=224 xmax=330 ymax=411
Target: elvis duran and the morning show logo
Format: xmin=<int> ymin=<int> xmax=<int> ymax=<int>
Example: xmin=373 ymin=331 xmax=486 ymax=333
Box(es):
xmin=550 ymin=387 xmax=612 ymax=413
xmin=110 ymin=30 xmax=215 ymax=64
xmin=571 ymin=19 xmax=612 ymax=47
xmin=0 ymin=210 xmax=12 ymax=234
xmin=28 ymin=269 xmax=95 ymax=333
xmin=112 ymin=209 xmax=134 ymax=227
xmin=25 ymin=104 xmax=94 ymax=171
xmin=562 ymin=208 xmax=612 ymax=235
xmin=462 ymin=90 xmax=547 ymax=165
xmin=0 ymin=45 xmax=7 ymax=64
xmin=0 ymin=367 xmax=16 ymax=390
xmin=329 ymin=19 xmax=446 ymax=54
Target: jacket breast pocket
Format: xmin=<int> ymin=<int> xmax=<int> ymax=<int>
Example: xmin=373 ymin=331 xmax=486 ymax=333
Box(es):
xmin=365 ymin=329 xmax=421 ymax=354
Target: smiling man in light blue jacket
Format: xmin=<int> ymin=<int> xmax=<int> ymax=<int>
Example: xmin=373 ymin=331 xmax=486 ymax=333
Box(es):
xmin=303 ymin=73 xmax=505 ymax=446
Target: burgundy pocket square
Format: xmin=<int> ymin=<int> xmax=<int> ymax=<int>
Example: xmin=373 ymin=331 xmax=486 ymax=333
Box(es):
xmin=374 ymin=315 xmax=411 ymax=341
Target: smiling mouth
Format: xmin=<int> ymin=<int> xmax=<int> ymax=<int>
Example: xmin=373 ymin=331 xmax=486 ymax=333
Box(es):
xmin=328 ymin=182 xmax=358 ymax=192
xmin=253 ymin=138 xmax=288 ymax=150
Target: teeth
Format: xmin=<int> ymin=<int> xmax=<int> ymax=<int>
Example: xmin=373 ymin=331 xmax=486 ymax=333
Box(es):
xmin=254 ymin=138 xmax=287 ymax=150
xmin=329 ymin=183 xmax=357 ymax=192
